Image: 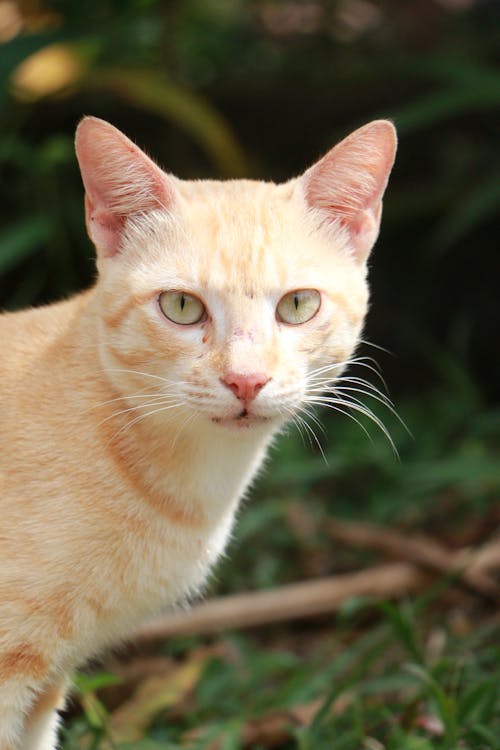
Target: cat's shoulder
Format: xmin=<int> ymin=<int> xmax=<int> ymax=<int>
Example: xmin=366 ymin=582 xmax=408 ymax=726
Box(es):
xmin=0 ymin=289 xmax=93 ymax=364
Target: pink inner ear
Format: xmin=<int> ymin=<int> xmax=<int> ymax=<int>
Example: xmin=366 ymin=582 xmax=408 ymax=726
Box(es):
xmin=302 ymin=120 xmax=397 ymax=262
xmin=75 ymin=117 xmax=175 ymax=257
xmin=84 ymin=194 xmax=125 ymax=258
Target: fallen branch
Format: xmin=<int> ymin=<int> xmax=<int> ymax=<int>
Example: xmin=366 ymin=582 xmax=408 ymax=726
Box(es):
xmin=132 ymin=562 xmax=429 ymax=644
xmin=325 ymin=519 xmax=500 ymax=599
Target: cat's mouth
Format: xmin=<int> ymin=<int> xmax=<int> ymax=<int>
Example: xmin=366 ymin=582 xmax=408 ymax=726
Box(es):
xmin=212 ymin=409 xmax=270 ymax=430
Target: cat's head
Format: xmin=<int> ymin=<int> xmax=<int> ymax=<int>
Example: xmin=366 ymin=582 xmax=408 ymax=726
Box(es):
xmin=75 ymin=117 xmax=396 ymax=437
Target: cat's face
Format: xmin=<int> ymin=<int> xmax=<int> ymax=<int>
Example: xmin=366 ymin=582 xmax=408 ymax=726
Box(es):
xmin=76 ymin=118 xmax=396 ymax=435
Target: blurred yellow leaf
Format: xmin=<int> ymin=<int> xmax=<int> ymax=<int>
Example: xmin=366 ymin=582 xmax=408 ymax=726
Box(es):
xmin=108 ymin=651 xmax=208 ymax=742
xmin=11 ymin=42 xmax=85 ymax=100
xmin=0 ymin=0 xmax=23 ymax=42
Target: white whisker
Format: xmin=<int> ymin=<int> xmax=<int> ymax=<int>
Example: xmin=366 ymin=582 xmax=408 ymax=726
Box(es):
xmin=102 ymin=367 xmax=184 ymax=387
xmin=359 ymin=338 xmax=393 ymax=355
xmin=112 ymin=402 xmax=185 ymax=439
xmin=93 ymin=389 xmax=167 ymax=409
xmin=171 ymin=410 xmax=197 ymax=451
xmin=294 ymin=411 xmax=328 ymax=464
xmin=307 ymin=395 xmax=398 ymax=456
xmin=96 ymin=398 xmax=181 ymax=428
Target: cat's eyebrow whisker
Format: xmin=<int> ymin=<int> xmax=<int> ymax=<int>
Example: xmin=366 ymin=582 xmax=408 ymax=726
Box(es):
xmin=359 ymin=338 xmax=393 ymax=355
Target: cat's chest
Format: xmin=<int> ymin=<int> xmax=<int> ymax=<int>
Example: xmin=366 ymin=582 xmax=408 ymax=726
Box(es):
xmin=75 ymin=499 xmax=235 ymax=660
xmin=65 ymin=425 xmax=272 ymax=655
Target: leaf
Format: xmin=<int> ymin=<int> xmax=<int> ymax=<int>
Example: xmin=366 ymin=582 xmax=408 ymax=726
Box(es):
xmin=82 ymin=68 xmax=248 ymax=177
xmin=10 ymin=42 xmax=86 ymax=101
xmin=109 ymin=651 xmax=208 ymax=742
xmin=79 ymin=691 xmax=109 ymax=730
xmin=0 ymin=32 xmax=68 ymax=100
xmin=404 ymin=663 xmax=459 ymax=745
xmin=379 ymin=602 xmax=424 ymax=664
xmin=0 ymin=216 xmax=52 ymax=274
xmin=73 ymin=671 xmax=122 ymax=693
xmin=394 ymin=81 xmax=500 ymax=132
xmin=429 ymin=173 xmax=500 ymax=255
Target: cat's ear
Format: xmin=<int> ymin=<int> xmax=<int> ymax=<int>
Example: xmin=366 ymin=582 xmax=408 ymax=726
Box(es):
xmin=299 ymin=120 xmax=397 ymax=263
xmin=75 ymin=117 xmax=175 ymax=257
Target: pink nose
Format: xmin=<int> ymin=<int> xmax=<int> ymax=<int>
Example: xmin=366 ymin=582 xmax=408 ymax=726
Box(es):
xmin=221 ymin=372 xmax=270 ymax=403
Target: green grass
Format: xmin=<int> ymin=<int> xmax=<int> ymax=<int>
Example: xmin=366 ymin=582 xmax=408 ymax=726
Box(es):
xmin=64 ymin=602 xmax=500 ymax=749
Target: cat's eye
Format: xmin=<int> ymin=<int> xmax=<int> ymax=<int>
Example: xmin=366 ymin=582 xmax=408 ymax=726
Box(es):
xmin=276 ymin=289 xmax=321 ymax=325
xmin=158 ymin=291 xmax=206 ymax=325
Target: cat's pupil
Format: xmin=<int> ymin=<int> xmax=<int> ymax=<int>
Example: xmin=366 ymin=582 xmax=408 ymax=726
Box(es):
xmin=180 ymin=294 xmax=186 ymax=311
xmin=294 ymin=294 xmax=299 ymax=310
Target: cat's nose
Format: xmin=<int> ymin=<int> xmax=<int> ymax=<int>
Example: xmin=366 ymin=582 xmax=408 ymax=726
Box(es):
xmin=221 ymin=372 xmax=270 ymax=403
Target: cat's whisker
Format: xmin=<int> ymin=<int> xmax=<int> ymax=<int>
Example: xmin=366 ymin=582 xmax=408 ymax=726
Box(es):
xmin=103 ymin=367 xmax=185 ymax=388
xmin=307 ymin=362 xmax=349 ymax=380
xmin=112 ymin=402 xmax=186 ymax=438
xmin=293 ymin=409 xmax=328 ymax=464
xmin=170 ymin=409 xmax=197 ymax=451
xmin=308 ymin=376 xmax=391 ymax=398
xmin=308 ymin=382 xmax=394 ymax=410
xmin=97 ymin=397 xmax=181 ymax=428
xmin=307 ymin=378 xmax=409 ymax=436
xmin=359 ymin=338 xmax=393 ymax=356
xmin=93 ymin=389 xmax=167 ymax=409
xmin=310 ymin=356 xmax=388 ymax=388
xmin=298 ymin=405 xmax=327 ymax=440
xmin=307 ymin=399 xmax=374 ymax=443
xmin=334 ymin=374 xmax=390 ymax=395
xmin=279 ymin=404 xmax=308 ymax=446
xmin=322 ymin=386 xmax=407 ymax=431
xmin=298 ymin=407 xmax=329 ymax=465
xmin=306 ymin=395 xmax=398 ymax=456
xmin=278 ymin=403 xmax=309 ymax=446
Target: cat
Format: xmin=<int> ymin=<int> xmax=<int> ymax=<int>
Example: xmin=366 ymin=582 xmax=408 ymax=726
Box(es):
xmin=0 ymin=116 xmax=396 ymax=749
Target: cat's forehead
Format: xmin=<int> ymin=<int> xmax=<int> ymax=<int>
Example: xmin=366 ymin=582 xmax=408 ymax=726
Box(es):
xmin=173 ymin=178 xmax=340 ymax=281
xmin=176 ymin=177 xmax=294 ymax=202
xmin=175 ymin=177 xmax=295 ymax=235
xmin=119 ymin=177 xmax=357 ymax=299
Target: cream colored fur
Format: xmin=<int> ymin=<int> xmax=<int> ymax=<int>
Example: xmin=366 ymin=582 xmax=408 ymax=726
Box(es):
xmin=0 ymin=117 xmax=396 ymax=749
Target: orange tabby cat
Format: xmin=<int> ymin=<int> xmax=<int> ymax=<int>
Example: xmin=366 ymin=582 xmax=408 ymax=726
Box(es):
xmin=0 ymin=117 xmax=396 ymax=749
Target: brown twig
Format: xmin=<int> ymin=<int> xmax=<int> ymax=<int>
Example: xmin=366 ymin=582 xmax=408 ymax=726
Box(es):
xmin=132 ymin=562 xmax=429 ymax=644
xmin=325 ymin=518 xmax=500 ymax=599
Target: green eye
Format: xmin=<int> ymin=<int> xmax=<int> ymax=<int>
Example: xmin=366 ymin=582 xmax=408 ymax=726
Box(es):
xmin=276 ymin=289 xmax=321 ymax=325
xmin=158 ymin=291 xmax=206 ymax=325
